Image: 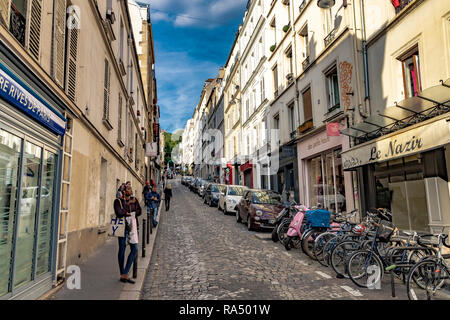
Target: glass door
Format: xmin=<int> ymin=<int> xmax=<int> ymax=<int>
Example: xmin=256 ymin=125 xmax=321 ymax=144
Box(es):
xmin=14 ymin=141 xmax=42 ymax=288
xmin=0 ymin=129 xmax=22 ymax=296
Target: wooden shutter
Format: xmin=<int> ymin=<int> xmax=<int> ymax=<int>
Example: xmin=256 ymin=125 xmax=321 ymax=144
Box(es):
xmin=103 ymin=59 xmax=110 ymax=120
xmin=28 ymin=0 xmax=42 ymax=61
xmin=52 ymin=0 xmax=67 ymax=87
xmin=118 ymin=94 xmax=122 ymax=142
xmin=0 ymin=0 xmax=10 ymax=27
xmin=65 ymin=15 xmax=79 ymax=103
xmin=302 ymin=87 xmax=312 ymax=121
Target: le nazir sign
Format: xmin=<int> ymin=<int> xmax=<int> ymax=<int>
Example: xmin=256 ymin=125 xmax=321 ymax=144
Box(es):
xmin=341 ymin=118 xmax=450 ymax=170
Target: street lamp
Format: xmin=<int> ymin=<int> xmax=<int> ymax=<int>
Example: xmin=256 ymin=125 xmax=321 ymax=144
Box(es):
xmin=317 ymin=0 xmax=336 ymax=9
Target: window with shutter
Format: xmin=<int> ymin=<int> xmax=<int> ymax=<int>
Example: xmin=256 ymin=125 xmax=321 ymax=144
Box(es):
xmin=103 ymin=58 xmax=110 ymax=121
xmin=27 ymin=0 xmax=42 ymax=61
xmin=0 ymin=0 xmax=10 ymax=27
xmin=118 ymin=94 xmax=123 ymax=145
xmin=52 ymin=0 xmax=66 ymax=87
xmin=65 ymin=9 xmax=79 ymax=103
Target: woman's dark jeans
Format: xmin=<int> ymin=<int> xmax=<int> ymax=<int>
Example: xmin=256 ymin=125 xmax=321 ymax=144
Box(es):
xmin=165 ymin=198 xmax=171 ymax=211
xmin=118 ymin=231 xmax=138 ymax=276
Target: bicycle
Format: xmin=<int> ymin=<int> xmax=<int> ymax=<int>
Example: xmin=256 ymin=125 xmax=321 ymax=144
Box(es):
xmin=406 ymin=232 xmax=450 ymax=300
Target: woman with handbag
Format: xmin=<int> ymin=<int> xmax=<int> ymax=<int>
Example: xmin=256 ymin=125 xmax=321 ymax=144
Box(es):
xmin=114 ymin=186 xmax=141 ymax=284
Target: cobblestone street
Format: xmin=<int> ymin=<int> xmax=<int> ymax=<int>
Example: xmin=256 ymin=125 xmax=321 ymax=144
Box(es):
xmin=141 ymin=179 xmax=408 ymax=300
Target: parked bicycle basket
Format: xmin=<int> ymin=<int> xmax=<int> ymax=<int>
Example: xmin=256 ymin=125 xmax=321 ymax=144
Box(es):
xmin=377 ymin=220 xmax=395 ymax=242
xmin=305 ymin=210 xmax=331 ymax=229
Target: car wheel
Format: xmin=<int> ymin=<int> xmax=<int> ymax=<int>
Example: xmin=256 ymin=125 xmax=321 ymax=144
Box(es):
xmin=236 ymin=209 xmax=242 ymax=223
xmin=247 ymin=216 xmax=253 ymax=231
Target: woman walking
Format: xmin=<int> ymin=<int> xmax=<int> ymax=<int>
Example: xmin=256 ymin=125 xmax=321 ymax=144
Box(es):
xmin=164 ymin=184 xmax=173 ymax=211
xmin=114 ymin=185 xmax=141 ymax=284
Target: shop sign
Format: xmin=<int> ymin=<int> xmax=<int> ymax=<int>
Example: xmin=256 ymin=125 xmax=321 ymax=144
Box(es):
xmin=146 ymin=142 xmax=157 ymax=157
xmin=0 ymin=62 xmax=66 ymax=136
xmin=342 ymin=119 xmax=450 ymax=169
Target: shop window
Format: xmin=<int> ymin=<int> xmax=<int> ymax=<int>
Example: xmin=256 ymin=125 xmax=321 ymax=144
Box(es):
xmin=307 ymin=149 xmax=346 ymax=214
xmin=400 ymin=49 xmax=422 ymax=98
xmin=325 ymin=66 xmax=340 ymax=112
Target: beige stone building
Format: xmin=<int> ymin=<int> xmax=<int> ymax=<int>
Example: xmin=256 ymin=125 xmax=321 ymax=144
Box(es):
xmin=0 ymin=0 xmax=157 ymax=299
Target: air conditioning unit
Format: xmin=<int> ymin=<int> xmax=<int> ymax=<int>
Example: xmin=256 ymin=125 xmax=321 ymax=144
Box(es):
xmin=106 ymin=9 xmax=116 ymax=24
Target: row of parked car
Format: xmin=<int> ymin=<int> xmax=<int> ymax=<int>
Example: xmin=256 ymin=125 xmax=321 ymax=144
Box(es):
xmin=181 ymin=176 xmax=286 ymax=231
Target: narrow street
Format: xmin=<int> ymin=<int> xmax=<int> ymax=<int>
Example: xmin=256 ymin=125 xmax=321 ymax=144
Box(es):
xmin=141 ymin=178 xmax=407 ymax=300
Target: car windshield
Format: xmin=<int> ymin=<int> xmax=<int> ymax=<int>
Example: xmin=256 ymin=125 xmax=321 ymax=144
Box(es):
xmin=211 ymin=185 xmax=226 ymax=193
xmin=252 ymin=191 xmax=282 ymax=205
xmin=228 ymin=187 xmax=246 ymax=196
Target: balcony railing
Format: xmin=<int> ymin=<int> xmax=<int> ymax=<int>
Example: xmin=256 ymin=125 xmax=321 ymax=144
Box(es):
xmin=324 ymin=29 xmax=337 ymax=47
xmin=302 ymin=56 xmax=310 ymax=70
xmin=9 ymin=5 xmax=26 ymax=46
xmin=394 ymin=0 xmax=414 ymax=14
xmin=299 ymin=0 xmax=309 ymax=15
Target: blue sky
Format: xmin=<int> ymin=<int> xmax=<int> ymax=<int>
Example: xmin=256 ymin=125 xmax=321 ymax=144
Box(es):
xmin=138 ymin=0 xmax=247 ymax=133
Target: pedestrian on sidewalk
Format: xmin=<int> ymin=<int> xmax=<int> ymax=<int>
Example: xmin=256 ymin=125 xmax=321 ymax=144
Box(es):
xmin=145 ymin=185 xmax=161 ymax=227
xmin=114 ymin=185 xmax=141 ymax=284
xmin=142 ymin=181 xmax=150 ymax=202
xmin=164 ymin=184 xmax=173 ymax=211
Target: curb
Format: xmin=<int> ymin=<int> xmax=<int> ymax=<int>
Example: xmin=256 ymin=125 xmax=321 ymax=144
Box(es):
xmin=119 ymin=202 xmax=163 ymax=300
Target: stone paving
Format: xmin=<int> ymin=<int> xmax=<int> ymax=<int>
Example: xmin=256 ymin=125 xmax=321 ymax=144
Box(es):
xmin=141 ymin=179 xmax=408 ymax=300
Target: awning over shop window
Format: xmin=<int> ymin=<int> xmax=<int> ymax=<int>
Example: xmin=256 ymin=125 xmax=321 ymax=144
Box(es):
xmin=341 ymin=79 xmax=450 ymax=170
xmin=341 ymin=79 xmax=450 ymax=143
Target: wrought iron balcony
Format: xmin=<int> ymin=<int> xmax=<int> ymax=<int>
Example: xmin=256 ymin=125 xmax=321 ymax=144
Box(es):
xmin=299 ymin=0 xmax=309 ymax=15
xmin=324 ymin=29 xmax=337 ymax=47
xmin=394 ymin=0 xmax=414 ymax=14
xmin=302 ymin=56 xmax=310 ymax=70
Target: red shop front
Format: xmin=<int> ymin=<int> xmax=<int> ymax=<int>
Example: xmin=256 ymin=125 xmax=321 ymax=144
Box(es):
xmin=240 ymin=162 xmax=253 ymax=189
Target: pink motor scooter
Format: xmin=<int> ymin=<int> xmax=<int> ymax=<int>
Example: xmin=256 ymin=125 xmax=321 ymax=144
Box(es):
xmin=283 ymin=205 xmax=309 ymax=251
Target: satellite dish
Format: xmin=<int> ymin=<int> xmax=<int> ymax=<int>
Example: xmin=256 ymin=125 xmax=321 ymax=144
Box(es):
xmin=317 ymin=0 xmax=336 ymax=9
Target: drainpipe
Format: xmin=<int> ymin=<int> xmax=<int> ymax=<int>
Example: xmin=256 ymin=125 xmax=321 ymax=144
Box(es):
xmin=360 ymin=0 xmax=370 ymax=117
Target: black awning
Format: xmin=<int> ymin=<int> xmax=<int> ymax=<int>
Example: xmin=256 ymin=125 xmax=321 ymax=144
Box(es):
xmin=341 ymin=79 xmax=450 ymax=144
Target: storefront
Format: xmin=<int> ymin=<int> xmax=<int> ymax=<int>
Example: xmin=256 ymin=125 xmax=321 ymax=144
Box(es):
xmin=341 ymin=80 xmax=450 ymax=232
xmin=0 ymin=50 xmax=66 ymax=299
xmin=240 ymin=161 xmax=253 ymax=189
xmin=269 ymin=145 xmax=299 ymax=203
xmin=342 ymin=114 xmax=450 ymax=233
xmin=297 ymin=119 xmax=357 ymax=215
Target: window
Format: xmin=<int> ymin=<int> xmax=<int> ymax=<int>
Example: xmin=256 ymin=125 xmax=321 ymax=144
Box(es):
xmin=118 ymin=94 xmax=123 ymax=145
xmin=302 ymin=87 xmax=313 ymax=122
xmin=273 ymin=64 xmax=279 ymax=97
xmin=119 ymin=20 xmax=124 ymax=61
xmin=286 ymin=47 xmax=293 ymax=83
xmin=260 ymin=76 xmax=266 ymax=102
xmin=299 ymin=24 xmax=309 ymax=59
xmin=288 ymin=103 xmax=295 ymax=133
xmin=401 ymin=50 xmax=422 ymax=98
xmin=325 ymin=66 xmax=340 ymax=112
xmin=274 ymin=114 xmax=280 ymax=130
xmin=103 ymin=59 xmax=111 ymax=121
xmin=270 ymin=17 xmax=276 ymax=44
xmin=51 ymin=0 xmax=67 ymax=87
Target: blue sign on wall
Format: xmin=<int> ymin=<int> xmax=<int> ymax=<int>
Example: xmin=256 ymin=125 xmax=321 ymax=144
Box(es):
xmin=0 ymin=61 xmax=66 ymax=136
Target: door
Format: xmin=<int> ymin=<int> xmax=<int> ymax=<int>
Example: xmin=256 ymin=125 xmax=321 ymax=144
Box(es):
xmin=0 ymin=129 xmax=22 ymax=296
xmin=0 ymin=127 xmax=59 ymax=296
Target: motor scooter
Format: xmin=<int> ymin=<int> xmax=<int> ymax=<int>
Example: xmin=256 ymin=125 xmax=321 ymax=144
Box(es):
xmin=271 ymin=201 xmax=297 ymax=242
xmin=283 ymin=205 xmax=309 ymax=250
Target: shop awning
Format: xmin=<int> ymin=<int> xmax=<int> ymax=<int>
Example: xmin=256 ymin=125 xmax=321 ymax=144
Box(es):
xmin=341 ymin=79 xmax=450 ymax=143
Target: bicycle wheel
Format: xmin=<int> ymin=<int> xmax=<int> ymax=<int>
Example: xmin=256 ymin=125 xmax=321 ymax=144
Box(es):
xmin=302 ymin=229 xmax=324 ymax=259
xmin=314 ymin=232 xmax=337 ymax=267
xmin=347 ymin=250 xmax=384 ymax=288
xmin=322 ymin=237 xmax=341 ymax=267
xmin=407 ymin=259 xmax=450 ymax=300
xmin=277 ymin=219 xmax=291 ymax=243
xmin=330 ymin=240 xmax=360 ymax=278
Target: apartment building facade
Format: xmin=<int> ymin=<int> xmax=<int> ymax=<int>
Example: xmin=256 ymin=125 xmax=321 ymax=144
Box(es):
xmin=0 ymin=0 xmax=157 ymax=299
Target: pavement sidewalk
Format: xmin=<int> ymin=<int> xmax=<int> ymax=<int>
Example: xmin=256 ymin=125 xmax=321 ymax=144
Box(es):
xmin=43 ymin=204 xmax=162 ymax=300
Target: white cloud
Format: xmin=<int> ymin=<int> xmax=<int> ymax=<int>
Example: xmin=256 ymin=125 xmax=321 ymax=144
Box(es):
xmin=141 ymin=0 xmax=247 ymax=28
